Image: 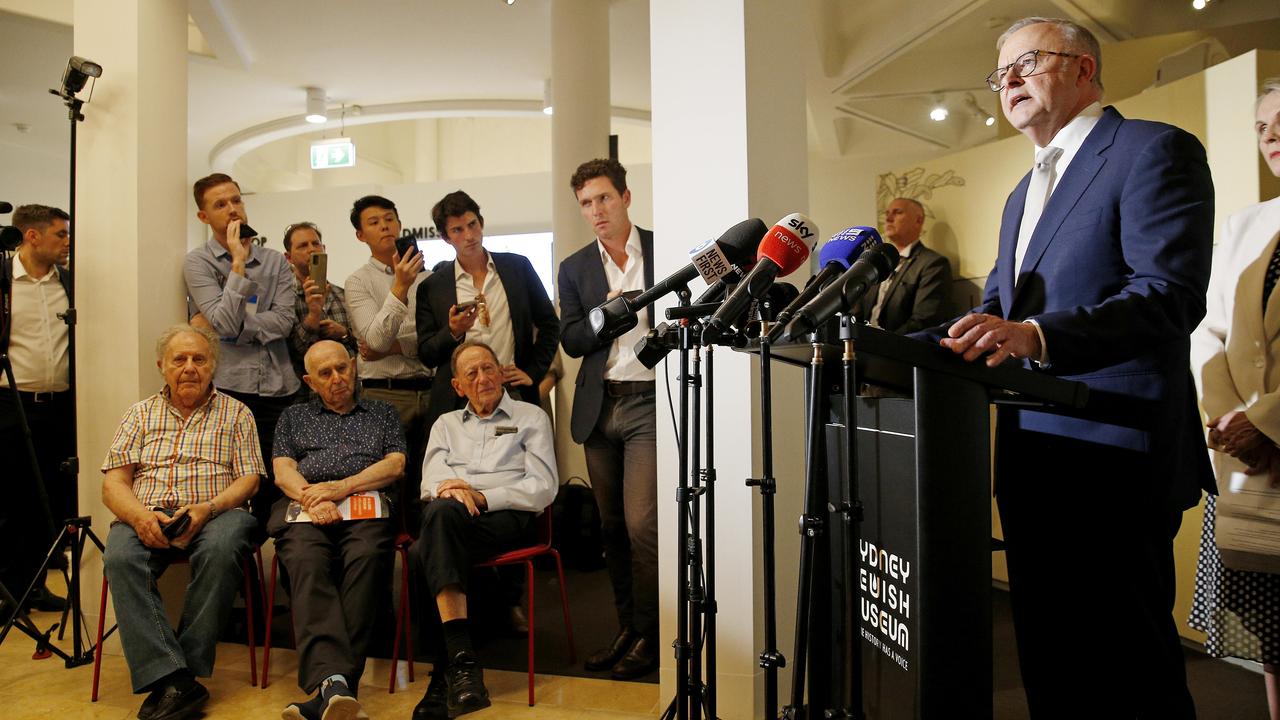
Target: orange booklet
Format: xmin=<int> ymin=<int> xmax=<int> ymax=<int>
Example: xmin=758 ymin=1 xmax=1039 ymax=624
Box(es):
xmin=286 ymin=491 xmax=390 ymax=523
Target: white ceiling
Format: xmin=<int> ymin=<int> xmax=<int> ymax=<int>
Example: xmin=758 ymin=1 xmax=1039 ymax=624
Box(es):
xmin=1 ymin=0 xmax=1278 ymax=189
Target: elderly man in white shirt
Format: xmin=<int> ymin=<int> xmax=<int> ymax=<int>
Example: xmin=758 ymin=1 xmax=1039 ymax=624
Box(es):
xmin=411 ymin=340 xmax=557 ymax=720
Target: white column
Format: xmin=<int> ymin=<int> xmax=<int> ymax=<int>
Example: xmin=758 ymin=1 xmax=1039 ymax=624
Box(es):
xmin=550 ymin=0 xmax=611 ymax=485
xmin=73 ymin=0 xmax=188 ymax=636
xmin=651 ymin=1 xmax=810 ymax=717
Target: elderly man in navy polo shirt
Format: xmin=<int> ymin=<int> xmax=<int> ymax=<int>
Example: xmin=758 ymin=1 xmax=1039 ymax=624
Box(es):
xmin=269 ymin=340 xmax=407 ymax=720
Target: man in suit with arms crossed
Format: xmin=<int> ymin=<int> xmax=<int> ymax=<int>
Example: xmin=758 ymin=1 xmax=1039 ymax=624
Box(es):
xmin=925 ymin=17 xmax=1214 ymax=717
xmin=559 ymin=158 xmax=659 ymax=679
xmin=856 ymin=197 xmax=953 ymax=335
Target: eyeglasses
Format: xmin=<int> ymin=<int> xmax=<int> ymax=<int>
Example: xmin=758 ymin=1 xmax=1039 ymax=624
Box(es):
xmin=986 ymin=49 xmax=1080 ymax=92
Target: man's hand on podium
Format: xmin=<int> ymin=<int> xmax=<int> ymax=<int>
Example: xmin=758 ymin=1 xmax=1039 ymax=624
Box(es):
xmin=941 ymin=313 xmax=1042 ymax=367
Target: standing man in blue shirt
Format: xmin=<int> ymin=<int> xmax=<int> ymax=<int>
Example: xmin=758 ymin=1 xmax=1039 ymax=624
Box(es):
xmin=185 ymin=173 xmax=299 ymax=528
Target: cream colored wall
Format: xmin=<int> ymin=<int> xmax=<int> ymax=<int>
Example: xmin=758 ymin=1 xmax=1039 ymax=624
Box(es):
xmin=231 ymin=116 xmax=654 ymax=197
xmin=880 ymin=55 xmax=1280 ymax=642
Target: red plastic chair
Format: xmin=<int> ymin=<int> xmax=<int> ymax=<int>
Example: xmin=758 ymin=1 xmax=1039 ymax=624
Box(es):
xmin=475 ymin=511 xmax=576 ymax=706
xmin=91 ymin=547 xmax=265 ymax=701
xmin=261 ymin=531 xmax=416 ymax=693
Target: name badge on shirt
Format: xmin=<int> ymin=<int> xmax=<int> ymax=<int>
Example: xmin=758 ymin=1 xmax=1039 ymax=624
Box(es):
xmin=494 ymin=425 xmax=517 ymax=436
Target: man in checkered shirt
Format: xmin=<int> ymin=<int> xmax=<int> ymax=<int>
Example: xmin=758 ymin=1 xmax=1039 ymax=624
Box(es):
xmin=100 ymin=323 xmax=264 ymax=720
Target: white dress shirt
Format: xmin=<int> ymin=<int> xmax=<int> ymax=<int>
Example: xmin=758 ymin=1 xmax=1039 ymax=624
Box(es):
xmin=1017 ymin=101 xmax=1103 ymax=365
xmin=454 ymin=253 xmax=516 ymax=367
xmin=599 ymin=225 xmax=655 ymax=382
xmin=344 ymin=257 xmax=430 ymax=380
xmin=2 ymin=255 xmax=69 ymax=392
xmin=421 ymin=390 xmax=559 ymax=513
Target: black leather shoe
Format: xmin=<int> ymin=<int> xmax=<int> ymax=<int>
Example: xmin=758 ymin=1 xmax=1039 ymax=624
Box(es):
xmin=26 ymin=586 xmax=66 ymax=613
xmin=412 ymin=671 xmax=448 ymax=720
xmin=611 ymin=636 xmax=659 ymax=680
xmin=584 ymin=626 xmax=636 ymax=671
xmin=445 ymin=650 xmax=491 ymax=718
xmin=143 ymin=680 xmax=209 ymax=720
xmin=507 ymin=605 xmax=529 ymax=635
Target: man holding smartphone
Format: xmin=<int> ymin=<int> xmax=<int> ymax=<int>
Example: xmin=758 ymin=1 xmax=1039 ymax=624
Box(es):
xmin=185 ymin=173 xmax=299 ymax=529
xmin=282 ymin=221 xmax=355 ymax=397
xmin=415 ymin=190 xmax=560 ymax=438
xmin=343 ymin=195 xmax=432 ymax=530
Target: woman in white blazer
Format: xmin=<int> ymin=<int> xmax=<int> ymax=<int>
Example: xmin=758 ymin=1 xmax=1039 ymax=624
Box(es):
xmin=1190 ymin=78 xmax=1280 ymax=719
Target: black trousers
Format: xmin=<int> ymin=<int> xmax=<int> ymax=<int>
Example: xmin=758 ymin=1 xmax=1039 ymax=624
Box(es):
xmin=997 ymin=428 xmax=1195 ymax=719
xmin=220 ymin=389 xmax=292 ymax=533
xmin=268 ymin=499 xmax=394 ymax=693
xmin=0 ymin=389 xmax=74 ymax=595
xmin=412 ymin=500 xmax=534 ymax=601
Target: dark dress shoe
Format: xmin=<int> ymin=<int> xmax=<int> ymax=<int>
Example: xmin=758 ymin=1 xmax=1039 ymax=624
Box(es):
xmin=412 ymin=671 xmax=448 ymax=720
xmin=584 ymin=626 xmax=636 ymax=671
xmin=142 ymin=680 xmax=209 ymax=720
xmin=507 ymin=605 xmax=529 ymax=635
xmin=26 ymin=586 xmax=66 ymax=613
xmin=445 ymin=650 xmax=491 ymax=717
xmin=611 ymin=636 xmax=659 ymax=680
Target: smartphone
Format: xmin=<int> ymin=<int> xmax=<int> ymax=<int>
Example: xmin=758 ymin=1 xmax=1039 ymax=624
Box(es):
xmin=394 ymin=235 xmax=418 ymax=260
xmin=161 ymin=510 xmax=191 ymax=540
xmin=309 ymin=252 xmax=328 ymax=293
xmin=238 ymin=222 xmax=258 ymax=240
xmin=456 ymin=300 xmax=478 ymax=312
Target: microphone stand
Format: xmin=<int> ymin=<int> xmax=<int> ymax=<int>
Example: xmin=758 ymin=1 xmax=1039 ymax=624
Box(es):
xmin=749 ymin=319 xmax=786 ymax=720
xmin=826 ymin=314 xmax=864 ymax=719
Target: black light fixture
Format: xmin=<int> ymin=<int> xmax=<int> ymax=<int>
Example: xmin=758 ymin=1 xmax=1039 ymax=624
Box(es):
xmin=56 ymin=56 xmax=102 ymax=101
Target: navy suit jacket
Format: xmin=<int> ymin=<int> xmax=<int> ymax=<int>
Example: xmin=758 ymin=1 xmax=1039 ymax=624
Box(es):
xmin=926 ymin=107 xmax=1215 ymax=510
xmin=558 ymin=228 xmax=655 ymax=444
xmin=415 ymin=251 xmax=560 ymax=433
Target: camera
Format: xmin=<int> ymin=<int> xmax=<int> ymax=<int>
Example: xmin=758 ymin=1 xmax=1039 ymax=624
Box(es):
xmin=0 ymin=201 xmax=20 ymax=252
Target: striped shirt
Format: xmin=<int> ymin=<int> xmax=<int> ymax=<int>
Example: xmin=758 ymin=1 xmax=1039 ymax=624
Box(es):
xmin=100 ymin=388 xmax=265 ymax=509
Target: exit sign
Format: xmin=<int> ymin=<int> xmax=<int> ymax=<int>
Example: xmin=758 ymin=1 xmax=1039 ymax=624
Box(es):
xmin=311 ymin=139 xmax=356 ymax=170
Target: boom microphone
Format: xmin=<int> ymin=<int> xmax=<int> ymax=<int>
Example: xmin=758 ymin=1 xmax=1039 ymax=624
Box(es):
xmin=588 ymin=218 xmax=767 ymax=342
xmin=783 ymin=244 xmax=900 ymax=340
xmin=767 ymin=226 xmax=881 ymax=342
xmin=0 ymin=202 xmax=12 ymax=214
xmin=702 ymin=213 xmax=817 ymax=342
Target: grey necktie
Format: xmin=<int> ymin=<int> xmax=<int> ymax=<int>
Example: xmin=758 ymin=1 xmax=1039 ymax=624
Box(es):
xmin=1014 ymin=146 xmax=1063 ymax=277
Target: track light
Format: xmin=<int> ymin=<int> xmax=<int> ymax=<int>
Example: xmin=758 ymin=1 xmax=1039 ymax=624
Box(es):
xmin=929 ymin=105 xmax=948 ymax=122
xmin=961 ymin=93 xmax=996 ymax=128
xmin=1191 ymin=0 xmax=1208 ymax=10
xmin=305 ymin=87 xmax=327 ymax=124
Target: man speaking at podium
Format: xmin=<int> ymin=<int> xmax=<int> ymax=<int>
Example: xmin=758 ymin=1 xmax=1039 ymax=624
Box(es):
xmin=924 ymin=17 xmax=1214 ymax=717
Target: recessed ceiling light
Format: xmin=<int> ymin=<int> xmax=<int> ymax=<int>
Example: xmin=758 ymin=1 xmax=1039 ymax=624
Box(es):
xmin=930 ymin=105 xmax=948 ymax=122
xmin=1191 ymin=0 xmax=1208 ymax=9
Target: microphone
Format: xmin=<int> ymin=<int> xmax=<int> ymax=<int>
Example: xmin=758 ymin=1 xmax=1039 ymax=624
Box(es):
xmin=767 ymin=226 xmax=881 ymax=342
xmin=0 ymin=202 xmax=12 ymax=214
xmin=588 ymin=218 xmax=767 ymax=343
xmin=702 ymin=213 xmax=817 ymax=342
xmin=693 ymin=262 xmax=752 ymax=305
xmin=783 ymin=244 xmax=900 ymax=341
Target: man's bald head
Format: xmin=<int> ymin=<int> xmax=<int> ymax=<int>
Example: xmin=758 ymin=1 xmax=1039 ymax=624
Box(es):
xmin=303 ymin=341 xmax=357 ymax=412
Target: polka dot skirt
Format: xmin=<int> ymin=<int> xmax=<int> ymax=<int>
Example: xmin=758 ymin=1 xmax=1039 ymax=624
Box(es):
xmin=1189 ymin=494 xmax=1280 ymax=663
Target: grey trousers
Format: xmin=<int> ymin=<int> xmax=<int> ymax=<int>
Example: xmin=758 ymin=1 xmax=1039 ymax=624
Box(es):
xmin=583 ymin=391 xmax=659 ymax=638
xmin=102 ymin=510 xmax=257 ymax=693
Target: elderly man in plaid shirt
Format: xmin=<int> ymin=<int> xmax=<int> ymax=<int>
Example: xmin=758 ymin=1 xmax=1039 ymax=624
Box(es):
xmin=101 ymin=324 xmax=264 ymax=720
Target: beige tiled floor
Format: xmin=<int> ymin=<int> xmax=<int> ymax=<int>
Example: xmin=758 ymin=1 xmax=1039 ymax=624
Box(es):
xmin=0 ymin=581 xmax=661 ymax=720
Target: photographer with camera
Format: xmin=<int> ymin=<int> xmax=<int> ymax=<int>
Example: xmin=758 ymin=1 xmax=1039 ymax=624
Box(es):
xmin=0 ymin=204 xmax=73 ymax=614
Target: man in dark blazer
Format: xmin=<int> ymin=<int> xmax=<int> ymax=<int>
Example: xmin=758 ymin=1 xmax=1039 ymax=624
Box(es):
xmin=856 ymin=197 xmax=953 ymax=334
xmin=415 ymin=190 xmax=560 ymax=438
xmin=558 ymin=159 xmax=659 ymax=679
xmin=921 ymin=17 xmax=1214 ymax=718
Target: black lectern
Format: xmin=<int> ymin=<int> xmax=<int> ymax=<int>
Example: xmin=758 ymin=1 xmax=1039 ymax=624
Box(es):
xmin=755 ymin=323 xmax=1090 ymax=719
